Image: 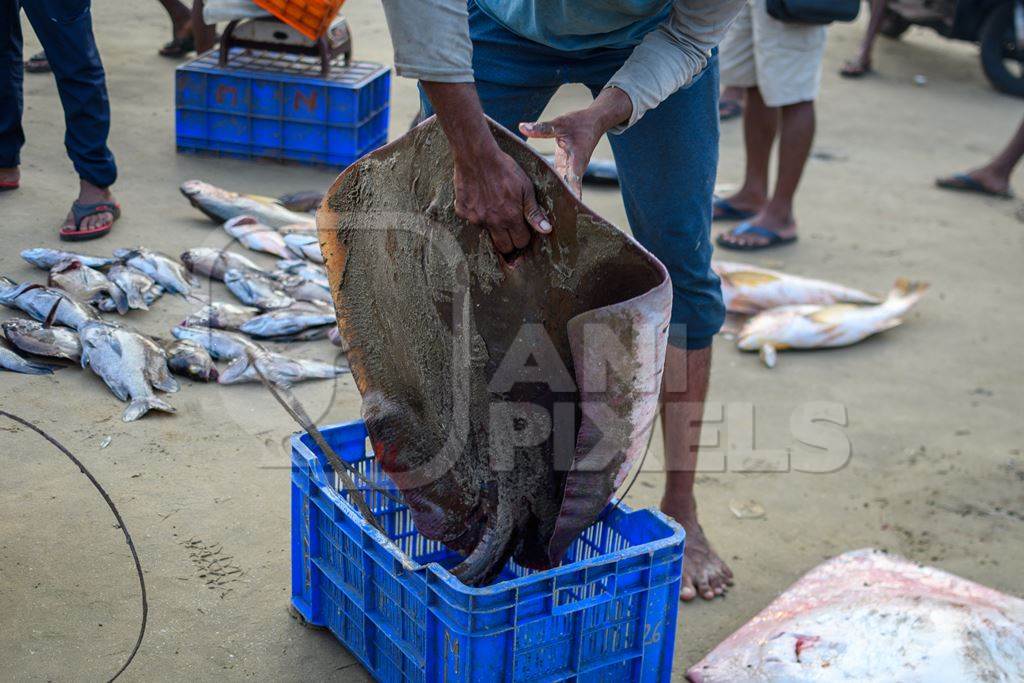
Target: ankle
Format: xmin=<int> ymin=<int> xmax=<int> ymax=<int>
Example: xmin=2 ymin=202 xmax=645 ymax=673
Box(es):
xmin=78 ymin=180 xmax=113 ymax=202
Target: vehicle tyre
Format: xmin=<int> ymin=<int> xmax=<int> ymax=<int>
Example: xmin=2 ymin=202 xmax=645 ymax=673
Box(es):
xmin=879 ymin=10 xmax=911 ymax=39
xmin=980 ymin=2 xmax=1024 ymax=97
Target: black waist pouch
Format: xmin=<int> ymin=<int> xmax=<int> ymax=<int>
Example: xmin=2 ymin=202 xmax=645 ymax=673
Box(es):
xmin=766 ymin=0 xmax=860 ymax=24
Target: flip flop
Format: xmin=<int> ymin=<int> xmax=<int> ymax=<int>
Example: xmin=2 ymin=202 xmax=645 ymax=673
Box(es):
xmin=719 ymin=99 xmax=743 ymax=122
xmin=60 ymin=200 xmax=121 ymax=242
xmin=159 ymin=34 xmax=196 ymax=58
xmin=935 ymin=173 xmax=1013 ymax=199
xmin=839 ymin=61 xmax=872 ymax=78
xmin=716 ymin=222 xmax=797 ymax=251
xmin=712 ymin=196 xmax=757 ymax=222
xmin=0 ymin=180 xmax=18 ymax=192
xmin=24 ymin=51 xmax=50 ymax=73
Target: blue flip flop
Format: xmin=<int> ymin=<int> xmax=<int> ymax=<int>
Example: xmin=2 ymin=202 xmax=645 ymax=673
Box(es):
xmin=716 ymin=222 xmax=797 ymax=251
xmin=712 ymin=196 xmax=756 ymax=222
xmin=935 ymin=173 xmax=1013 ymax=199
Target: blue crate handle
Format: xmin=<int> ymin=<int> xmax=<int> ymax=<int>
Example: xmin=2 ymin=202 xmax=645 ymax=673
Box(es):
xmin=552 ymin=572 xmax=618 ymax=616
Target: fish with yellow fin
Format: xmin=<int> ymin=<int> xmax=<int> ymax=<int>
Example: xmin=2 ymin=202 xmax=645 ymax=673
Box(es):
xmin=737 ymin=279 xmax=928 ymax=367
xmin=713 ymin=261 xmax=880 ymax=314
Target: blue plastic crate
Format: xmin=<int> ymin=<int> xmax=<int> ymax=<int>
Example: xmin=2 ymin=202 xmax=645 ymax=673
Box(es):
xmin=175 ymin=49 xmax=390 ymax=168
xmin=291 ymin=420 xmax=686 ymax=682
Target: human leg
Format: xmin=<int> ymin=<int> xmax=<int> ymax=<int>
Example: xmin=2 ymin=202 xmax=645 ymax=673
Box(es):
xmin=936 ymin=116 xmax=1024 ymax=198
xmin=191 ymin=0 xmax=217 ymax=53
xmin=841 ymin=0 xmax=888 ymax=77
xmin=22 ymin=0 xmax=118 ymax=236
xmin=605 ymin=61 xmax=732 ymax=600
xmin=0 ymin=0 xmax=24 ymax=188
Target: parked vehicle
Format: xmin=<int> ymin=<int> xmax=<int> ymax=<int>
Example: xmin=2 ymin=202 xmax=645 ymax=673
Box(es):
xmin=881 ymin=0 xmax=1024 ymax=97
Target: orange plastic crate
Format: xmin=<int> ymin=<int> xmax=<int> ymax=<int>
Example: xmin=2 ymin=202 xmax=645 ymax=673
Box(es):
xmin=251 ymin=0 xmax=346 ymax=41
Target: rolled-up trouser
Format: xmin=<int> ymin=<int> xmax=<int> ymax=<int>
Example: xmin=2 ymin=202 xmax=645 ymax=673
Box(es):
xmin=0 ymin=0 xmax=117 ymax=187
xmin=419 ymin=0 xmax=725 ymax=349
xmin=719 ymin=0 xmax=827 ymax=107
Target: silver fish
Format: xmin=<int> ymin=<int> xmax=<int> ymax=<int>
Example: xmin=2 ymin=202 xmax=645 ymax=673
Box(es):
xmin=79 ymin=321 xmax=178 ymax=421
xmin=0 ymin=345 xmax=53 ymax=375
xmin=180 ymin=179 xmax=314 ymax=229
xmin=276 ymin=190 xmax=324 ymax=213
xmin=0 ymin=277 xmax=99 ymax=329
xmin=180 ymin=247 xmax=263 ymax=281
xmin=21 ymin=248 xmax=116 ymax=271
xmin=183 ymin=302 xmax=260 ymax=330
xmin=239 ymin=306 xmax=335 ymax=339
xmin=219 ymin=349 xmax=348 ymax=386
xmin=223 ymin=268 xmax=294 ymax=310
xmin=49 ymin=260 xmax=129 ymax=314
xmin=163 ymin=338 xmax=219 ymax=382
xmin=280 ymin=277 xmax=331 ymax=304
xmin=222 ymin=216 xmax=293 ymax=259
xmin=103 ymin=264 xmax=163 ymax=312
xmin=283 ymin=232 xmax=324 ymax=263
xmin=1 ymin=318 xmax=81 ymax=362
xmin=113 ymin=248 xmax=196 ymax=296
xmin=275 ymin=259 xmax=329 ymax=287
xmin=273 ymin=326 xmax=332 ymax=342
xmin=171 ymin=324 xmax=261 ymax=361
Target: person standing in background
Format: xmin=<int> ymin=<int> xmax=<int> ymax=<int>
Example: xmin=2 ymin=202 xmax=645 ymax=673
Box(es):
xmin=0 ymin=0 xmax=120 ymax=240
xmin=713 ymin=0 xmax=827 ymax=250
xmin=155 ymin=0 xmax=217 ymax=58
xmin=840 ymin=0 xmax=889 ymax=78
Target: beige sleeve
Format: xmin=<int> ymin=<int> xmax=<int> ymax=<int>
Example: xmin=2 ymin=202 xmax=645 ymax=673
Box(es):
xmin=604 ymin=0 xmax=745 ymax=133
xmin=380 ymin=0 xmax=475 ymax=82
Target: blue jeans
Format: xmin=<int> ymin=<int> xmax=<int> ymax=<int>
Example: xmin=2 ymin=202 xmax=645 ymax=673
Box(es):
xmin=420 ymin=2 xmax=725 ymax=349
xmin=0 ymin=0 xmax=117 ymax=187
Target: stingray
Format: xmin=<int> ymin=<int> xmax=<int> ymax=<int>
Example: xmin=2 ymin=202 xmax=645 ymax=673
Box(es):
xmin=317 ymin=116 xmax=672 ymax=586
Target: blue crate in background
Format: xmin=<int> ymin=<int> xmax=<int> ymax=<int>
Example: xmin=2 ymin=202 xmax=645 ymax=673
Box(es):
xmin=176 ymin=49 xmax=390 ymax=167
xmin=291 ymin=420 xmax=686 ymax=683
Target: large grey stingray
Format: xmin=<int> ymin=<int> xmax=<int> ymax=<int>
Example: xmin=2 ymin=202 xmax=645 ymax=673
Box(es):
xmin=317 ymin=116 xmax=671 ymax=586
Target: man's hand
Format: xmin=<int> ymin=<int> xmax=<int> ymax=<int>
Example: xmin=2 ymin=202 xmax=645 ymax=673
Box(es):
xmin=520 ymin=87 xmax=633 ymax=198
xmin=422 ymin=82 xmax=551 ymax=256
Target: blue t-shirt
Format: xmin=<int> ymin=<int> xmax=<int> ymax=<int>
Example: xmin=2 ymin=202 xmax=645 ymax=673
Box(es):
xmin=475 ymin=0 xmax=673 ymax=51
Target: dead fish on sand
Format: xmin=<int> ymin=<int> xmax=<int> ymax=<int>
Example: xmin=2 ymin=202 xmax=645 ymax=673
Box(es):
xmin=79 ymin=320 xmax=178 ymax=421
xmin=49 ymin=260 xmax=129 ymax=314
xmin=114 ymin=248 xmax=196 ymax=296
xmin=275 ymin=259 xmax=329 ymax=287
xmin=687 ymin=548 xmax=1024 ymax=683
xmin=219 ymin=349 xmax=348 ymax=386
xmin=223 ymin=268 xmax=294 ymax=310
xmin=180 ymin=179 xmax=314 ymax=229
xmin=276 ymin=190 xmax=324 ymax=213
xmin=239 ymin=306 xmax=335 ymax=339
xmin=713 ymin=261 xmax=880 ymax=314
xmin=21 ymin=248 xmax=116 ymax=271
xmin=2 ymin=319 xmax=81 ymax=362
xmin=737 ymin=279 xmax=928 ymax=367
xmin=162 ymin=338 xmax=219 ymax=382
xmin=0 ymin=345 xmax=54 ymax=375
xmin=172 ymin=324 xmax=261 ymax=361
xmin=283 ymin=232 xmax=324 ymax=263
xmin=223 ymin=216 xmax=293 ymax=259
xmin=180 ymin=247 xmax=263 ymax=281
xmin=101 ymin=264 xmax=164 ymax=312
xmin=183 ymin=302 xmax=259 ymax=330
xmin=0 ymin=277 xmax=99 ymax=329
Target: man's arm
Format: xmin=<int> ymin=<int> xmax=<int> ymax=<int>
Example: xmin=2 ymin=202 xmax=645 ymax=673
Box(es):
xmin=380 ymin=0 xmax=550 ymax=255
xmin=604 ymin=0 xmax=745 ymax=131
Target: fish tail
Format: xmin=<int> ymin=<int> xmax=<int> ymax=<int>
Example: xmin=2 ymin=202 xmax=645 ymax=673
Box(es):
xmin=21 ymin=360 xmax=55 ymax=375
xmin=123 ymin=397 xmax=175 ymax=422
xmin=217 ymin=356 xmax=253 ymax=384
xmin=882 ymin=279 xmax=929 ymax=317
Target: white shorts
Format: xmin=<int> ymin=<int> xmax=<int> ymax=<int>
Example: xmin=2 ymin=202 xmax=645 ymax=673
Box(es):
xmin=719 ymin=0 xmax=828 ymax=107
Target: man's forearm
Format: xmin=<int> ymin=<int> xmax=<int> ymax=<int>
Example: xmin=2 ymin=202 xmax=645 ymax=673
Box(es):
xmin=421 ymin=82 xmax=500 ymax=166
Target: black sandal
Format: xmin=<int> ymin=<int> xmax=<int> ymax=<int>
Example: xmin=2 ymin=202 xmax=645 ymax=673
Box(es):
xmin=159 ymin=34 xmax=196 ymax=58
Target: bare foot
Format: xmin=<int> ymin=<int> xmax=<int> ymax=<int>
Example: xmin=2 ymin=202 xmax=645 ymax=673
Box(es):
xmin=662 ymin=499 xmax=733 ymax=601
xmin=63 ymin=179 xmax=117 ymax=236
xmin=717 ymin=208 xmax=797 ymax=249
